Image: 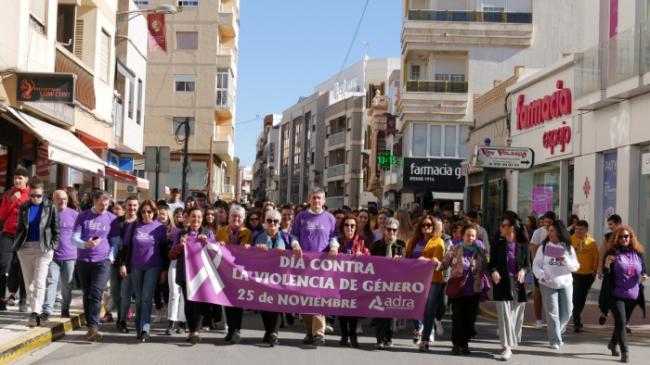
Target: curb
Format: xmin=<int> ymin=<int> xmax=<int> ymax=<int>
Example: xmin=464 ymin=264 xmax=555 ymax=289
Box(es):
xmin=0 ymin=313 xmax=85 ymax=365
xmin=479 ymin=304 xmax=650 ymax=339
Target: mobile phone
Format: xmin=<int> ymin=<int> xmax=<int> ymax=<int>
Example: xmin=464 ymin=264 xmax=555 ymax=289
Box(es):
xmin=92 ymin=236 xmax=99 ymax=240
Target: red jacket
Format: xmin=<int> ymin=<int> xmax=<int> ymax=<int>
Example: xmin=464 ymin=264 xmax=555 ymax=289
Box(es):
xmin=338 ymin=234 xmax=370 ymax=256
xmin=0 ymin=186 xmax=30 ymax=235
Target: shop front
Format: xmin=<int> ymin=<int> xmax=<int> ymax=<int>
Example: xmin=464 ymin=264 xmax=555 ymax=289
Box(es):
xmin=401 ymin=157 xmax=464 ymax=212
xmin=508 ymin=58 xmax=576 ymax=221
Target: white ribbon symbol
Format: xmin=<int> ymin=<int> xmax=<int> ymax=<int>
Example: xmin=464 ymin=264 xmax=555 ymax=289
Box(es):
xmin=188 ymin=242 xmax=225 ymax=299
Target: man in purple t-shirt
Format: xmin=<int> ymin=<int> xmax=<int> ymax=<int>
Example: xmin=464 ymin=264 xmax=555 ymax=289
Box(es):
xmin=290 ymin=188 xmax=338 ymax=347
xmin=42 ymin=190 xmax=78 ymax=318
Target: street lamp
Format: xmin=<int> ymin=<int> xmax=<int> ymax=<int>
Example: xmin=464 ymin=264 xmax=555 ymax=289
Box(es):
xmin=116 ymin=4 xmax=179 ymax=16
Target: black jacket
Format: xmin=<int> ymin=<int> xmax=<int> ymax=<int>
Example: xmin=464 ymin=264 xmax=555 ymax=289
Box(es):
xmin=175 ymin=226 xmax=212 ymax=286
xmin=370 ymin=238 xmax=405 ymax=257
xmin=600 ymin=248 xmax=646 ymax=318
xmin=488 ymin=237 xmax=530 ymax=302
xmin=13 ymin=199 xmax=59 ymax=252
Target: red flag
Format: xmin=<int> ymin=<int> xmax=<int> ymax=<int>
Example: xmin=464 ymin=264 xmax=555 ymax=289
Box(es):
xmin=147 ymin=13 xmax=167 ymax=53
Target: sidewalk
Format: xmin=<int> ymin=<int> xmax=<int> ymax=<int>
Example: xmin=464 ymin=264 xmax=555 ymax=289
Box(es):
xmin=480 ymin=299 xmax=650 ymax=338
xmin=0 ymin=291 xmax=85 ymax=365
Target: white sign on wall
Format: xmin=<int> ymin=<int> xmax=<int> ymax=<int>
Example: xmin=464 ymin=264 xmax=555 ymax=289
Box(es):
xmin=642 ymin=153 xmax=650 ymax=175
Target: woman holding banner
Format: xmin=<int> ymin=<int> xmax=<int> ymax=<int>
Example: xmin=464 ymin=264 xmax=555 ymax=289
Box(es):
xmin=532 ymin=220 xmax=579 ymax=350
xmin=215 ymin=205 xmax=252 ymax=344
xmin=407 ymin=216 xmax=446 ymax=352
xmin=370 ymin=218 xmax=405 ymax=350
xmin=253 ymin=209 xmax=287 ymax=347
xmin=488 ymin=216 xmax=530 ymax=361
xmin=168 ymin=207 xmax=214 ymax=345
xmin=337 ymin=214 xmax=369 ymax=348
xmin=433 ymin=223 xmax=489 ymax=356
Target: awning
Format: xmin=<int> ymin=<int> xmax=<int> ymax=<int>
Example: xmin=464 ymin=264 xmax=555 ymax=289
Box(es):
xmin=431 ymin=192 xmax=464 ymax=201
xmin=105 ymin=166 xmax=137 ymax=183
xmin=6 ymin=107 xmax=105 ymax=174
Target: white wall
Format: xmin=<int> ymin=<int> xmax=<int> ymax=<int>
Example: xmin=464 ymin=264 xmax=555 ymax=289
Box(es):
xmin=92 ymin=1 xmax=118 ymax=123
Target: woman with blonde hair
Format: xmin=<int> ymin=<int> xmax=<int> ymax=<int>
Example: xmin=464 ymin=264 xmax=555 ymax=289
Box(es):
xmin=406 ymin=216 xmax=446 ymax=350
xmin=395 ymin=209 xmax=414 ymax=243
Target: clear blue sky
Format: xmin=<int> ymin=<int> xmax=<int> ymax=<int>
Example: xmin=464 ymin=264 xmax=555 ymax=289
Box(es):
xmin=234 ymin=0 xmax=402 ymax=167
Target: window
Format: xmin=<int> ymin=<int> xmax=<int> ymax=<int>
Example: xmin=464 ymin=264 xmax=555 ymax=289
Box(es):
xmin=429 ymin=125 xmax=441 ymax=156
xmin=56 ymin=5 xmax=75 ymax=52
xmin=137 ymin=79 xmax=143 ymax=125
xmin=410 ymin=65 xmax=421 ymax=80
xmin=175 ymin=75 xmax=196 ymax=92
xmin=435 ymin=73 xmax=466 ymax=82
xmin=30 ymin=0 xmax=47 ymax=33
xmin=172 ymin=117 xmax=195 ymax=135
xmin=134 ymin=1 xmax=149 ymax=5
xmin=444 ymin=125 xmax=457 ymax=156
xmin=483 ymin=6 xmax=505 ymax=12
xmin=127 ymin=79 xmax=134 ymax=119
xmin=176 ymin=31 xmax=198 ymax=50
xmin=458 ymin=125 xmax=467 ymax=156
xmin=178 ymin=0 xmax=199 ymax=6
xmin=412 ymin=124 xmax=428 ymax=157
xmin=99 ymin=29 xmax=111 ymax=82
xmin=216 ymin=69 xmax=229 ymax=106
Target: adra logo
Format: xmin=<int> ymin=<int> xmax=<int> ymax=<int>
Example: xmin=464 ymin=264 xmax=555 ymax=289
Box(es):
xmin=368 ymin=296 xmax=385 ymax=311
xmin=368 ymin=295 xmax=415 ymax=312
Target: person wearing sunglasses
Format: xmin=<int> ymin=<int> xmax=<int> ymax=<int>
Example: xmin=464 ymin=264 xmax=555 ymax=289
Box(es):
xmin=117 ymin=200 xmax=168 ymax=342
xmin=245 ymin=211 xmax=263 ymax=240
xmin=601 ymin=226 xmax=647 ymax=363
xmin=13 ymin=178 xmax=59 ymax=326
xmin=406 ymin=216 xmax=446 ymax=351
xmin=370 ymin=218 xmax=405 ymax=350
xmin=336 ymin=214 xmax=369 ymax=348
xmin=488 ymin=216 xmax=530 ymax=361
xmin=216 ymin=204 xmax=252 ymax=344
xmin=252 ymin=209 xmax=287 ymax=346
xmin=532 ymin=219 xmax=579 ymax=350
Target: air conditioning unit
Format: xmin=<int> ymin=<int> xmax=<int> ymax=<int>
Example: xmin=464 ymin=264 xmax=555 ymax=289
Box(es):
xmin=126 ymin=185 xmax=137 ymax=193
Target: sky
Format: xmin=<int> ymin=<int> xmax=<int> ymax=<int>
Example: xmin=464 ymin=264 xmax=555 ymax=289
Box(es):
xmin=234 ymin=0 xmax=402 ymax=167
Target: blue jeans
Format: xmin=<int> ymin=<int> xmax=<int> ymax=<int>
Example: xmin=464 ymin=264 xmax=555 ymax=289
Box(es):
xmin=130 ymin=267 xmax=160 ymax=334
xmin=77 ymin=260 xmax=110 ymax=329
xmin=42 ymin=259 xmax=76 ymax=314
xmin=540 ymin=284 xmax=573 ymax=346
xmin=110 ymin=265 xmax=132 ymax=322
xmin=421 ymin=283 xmax=443 ymax=341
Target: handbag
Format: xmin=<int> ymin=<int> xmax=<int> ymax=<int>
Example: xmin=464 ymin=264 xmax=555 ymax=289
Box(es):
xmin=446 ymin=273 xmax=468 ymax=299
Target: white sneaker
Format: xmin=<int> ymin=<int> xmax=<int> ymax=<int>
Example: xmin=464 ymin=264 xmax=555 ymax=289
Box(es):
xmin=549 ymin=343 xmax=560 ymax=350
xmin=534 ymin=320 xmax=544 ymax=329
xmin=325 ymin=325 xmax=334 ymax=334
xmin=355 ymin=322 xmax=364 ymax=335
xmin=434 ymin=319 xmax=444 ymax=336
xmin=494 ymin=349 xmax=512 ymax=361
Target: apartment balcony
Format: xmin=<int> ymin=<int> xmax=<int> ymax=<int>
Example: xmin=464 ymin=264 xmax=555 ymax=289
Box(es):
xmin=54 ymin=46 xmax=96 ymax=110
xmin=327 ymin=131 xmax=346 ymax=148
xmin=327 ymin=164 xmax=345 ymax=179
xmin=213 ymin=124 xmax=235 ymax=162
xmin=398 ymin=84 xmax=470 ymax=124
xmin=216 ymin=89 xmax=235 ymax=118
xmin=218 ymin=4 xmax=239 ymax=38
xmin=326 ymin=196 xmax=344 ymax=209
xmin=222 ymin=184 xmax=235 ymax=200
xmin=575 ymin=25 xmax=650 ymax=111
xmin=217 ymin=47 xmax=237 ymax=76
xmin=403 ymin=10 xmax=533 ymax=49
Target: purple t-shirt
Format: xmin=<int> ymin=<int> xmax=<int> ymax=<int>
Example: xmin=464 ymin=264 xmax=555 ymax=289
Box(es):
xmin=124 ymin=221 xmax=167 ymax=270
xmin=613 ymin=250 xmax=643 ymax=300
xmin=54 ymin=208 xmax=78 ymax=261
xmin=462 ymin=247 xmax=476 ymax=296
xmin=506 ymin=241 xmax=517 ymax=277
xmin=73 ymin=209 xmax=117 ymax=263
xmin=290 ymin=210 xmax=337 ymax=253
xmin=410 ymin=238 xmax=427 ymax=259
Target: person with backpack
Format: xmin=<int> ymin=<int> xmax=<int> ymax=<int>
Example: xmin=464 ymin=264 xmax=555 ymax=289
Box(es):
xmin=533 ymin=220 xmax=579 ymax=349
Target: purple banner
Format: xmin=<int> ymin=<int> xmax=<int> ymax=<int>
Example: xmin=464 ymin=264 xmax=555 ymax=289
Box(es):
xmin=184 ymin=237 xmax=434 ymax=319
xmin=532 ymin=186 xmax=553 ymax=215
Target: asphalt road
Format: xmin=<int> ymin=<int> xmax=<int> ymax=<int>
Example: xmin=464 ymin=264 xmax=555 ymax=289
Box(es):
xmin=13 ymin=312 xmax=650 ymax=365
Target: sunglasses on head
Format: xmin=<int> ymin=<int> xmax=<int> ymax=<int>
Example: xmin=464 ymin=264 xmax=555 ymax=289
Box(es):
xmin=266 ymin=219 xmax=279 ymax=224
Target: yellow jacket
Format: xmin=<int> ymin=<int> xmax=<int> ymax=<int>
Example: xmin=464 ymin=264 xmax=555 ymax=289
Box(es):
xmin=216 ymin=226 xmax=252 ymax=245
xmin=422 ymin=237 xmax=445 ymax=283
xmin=570 ymin=234 xmax=599 ymax=275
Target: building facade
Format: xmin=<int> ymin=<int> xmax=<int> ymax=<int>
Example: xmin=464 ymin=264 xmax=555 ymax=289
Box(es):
xmin=140 ymin=0 xmax=239 ymax=201
xmin=398 ymin=0 xmax=588 ymax=211
xmin=252 ymin=114 xmax=281 ymax=203
xmin=0 ymin=0 xmax=148 ymax=200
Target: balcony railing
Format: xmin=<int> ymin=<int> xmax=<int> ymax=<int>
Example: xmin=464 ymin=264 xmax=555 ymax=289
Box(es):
xmin=55 ymin=47 xmax=96 ymax=109
xmin=222 ymin=184 xmax=235 ymax=195
xmin=327 ymin=164 xmax=345 ymax=178
xmin=407 ymin=10 xmax=532 ymax=24
xmin=328 ymin=131 xmax=346 ymax=146
xmin=406 ymin=80 xmax=468 ymax=93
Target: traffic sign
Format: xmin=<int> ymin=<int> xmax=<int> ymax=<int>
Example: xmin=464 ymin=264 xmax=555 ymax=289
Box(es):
xmin=473 ymin=146 xmax=534 ymax=169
